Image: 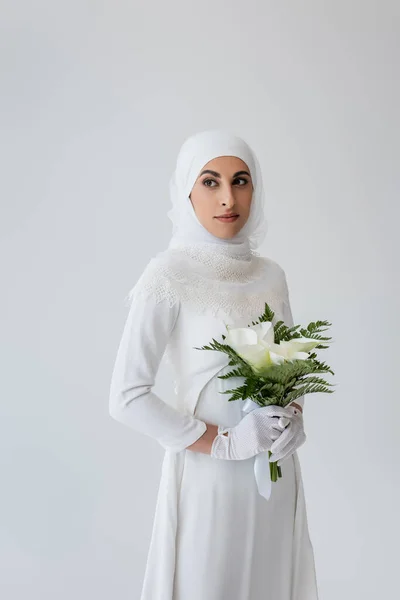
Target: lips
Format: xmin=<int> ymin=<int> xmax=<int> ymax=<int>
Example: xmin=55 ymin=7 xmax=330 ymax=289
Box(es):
xmin=215 ymin=214 xmax=239 ymax=222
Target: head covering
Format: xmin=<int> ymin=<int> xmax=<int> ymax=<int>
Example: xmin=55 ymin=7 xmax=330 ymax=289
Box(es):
xmin=125 ymin=129 xmax=277 ymax=319
xmin=166 ymin=129 xmax=268 ymax=258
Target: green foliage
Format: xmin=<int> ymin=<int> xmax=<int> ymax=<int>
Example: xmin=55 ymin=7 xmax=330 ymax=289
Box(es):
xmin=195 ymin=301 xmax=335 ymax=408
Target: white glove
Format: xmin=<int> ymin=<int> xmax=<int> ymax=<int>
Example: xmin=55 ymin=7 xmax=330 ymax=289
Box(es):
xmin=269 ymin=404 xmax=306 ymax=466
xmin=210 ymin=405 xmax=297 ymax=461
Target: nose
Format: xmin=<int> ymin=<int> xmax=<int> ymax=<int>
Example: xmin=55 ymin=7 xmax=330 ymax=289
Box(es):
xmin=220 ymin=187 xmax=235 ymax=207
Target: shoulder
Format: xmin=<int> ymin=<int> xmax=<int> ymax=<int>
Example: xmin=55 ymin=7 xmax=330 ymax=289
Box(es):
xmin=257 ymin=255 xmax=292 ymax=304
xmin=123 ymin=253 xmax=180 ymax=309
xmin=258 ymin=255 xmax=287 ymax=282
xmin=258 ymin=254 xmax=284 ymax=273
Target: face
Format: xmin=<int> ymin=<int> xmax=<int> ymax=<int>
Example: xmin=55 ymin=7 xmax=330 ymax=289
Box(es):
xmin=189 ymin=156 xmax=253 ymax=239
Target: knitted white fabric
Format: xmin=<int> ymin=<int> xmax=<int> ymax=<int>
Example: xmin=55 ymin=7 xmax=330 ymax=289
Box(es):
xmin=210 ymin=404 xmax=297 ymax=461
xmin=124 ymin=241 xmax=288 ymax=321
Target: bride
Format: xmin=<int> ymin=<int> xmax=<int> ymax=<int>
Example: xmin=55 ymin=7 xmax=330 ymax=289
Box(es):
xmin=109 ymin=129 xmax=319 ymax=600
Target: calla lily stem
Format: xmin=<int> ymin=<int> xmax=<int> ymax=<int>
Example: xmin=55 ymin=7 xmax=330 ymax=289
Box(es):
xmin=268 ymin=451 xmax=282 ymax=482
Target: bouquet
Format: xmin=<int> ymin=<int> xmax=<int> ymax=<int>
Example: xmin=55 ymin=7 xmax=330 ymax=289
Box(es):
xmin=195 ymin=301 xmax=335 ymax=487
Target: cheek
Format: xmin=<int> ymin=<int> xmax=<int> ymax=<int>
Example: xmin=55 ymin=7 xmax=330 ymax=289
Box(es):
xmin=193 ymin=192 xmax=218 ymax=219
xmin=200 ymin=204 xmax=218 ymax=221
xmin=238 ymin=194 xmax=252 ymax=216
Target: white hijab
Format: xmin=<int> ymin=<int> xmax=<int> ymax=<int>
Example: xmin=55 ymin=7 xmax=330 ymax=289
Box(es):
xmin=125 ymin=130 xmax=272 ymax=317
xmin=166 ymin=129 xmax=268 ymax=258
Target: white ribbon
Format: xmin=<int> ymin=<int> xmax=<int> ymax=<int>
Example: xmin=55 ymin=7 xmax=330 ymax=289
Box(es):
xmin=241 ymin=399 xmax=290 ymax=501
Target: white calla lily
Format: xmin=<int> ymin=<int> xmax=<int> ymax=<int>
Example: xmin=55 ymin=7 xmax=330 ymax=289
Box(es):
xmin=273 ymin=337 xmax=320 ymax=361
xmin=224 ymin=322 xmax=273 ymax=372
xmin=224 ymin=323 xmax=320 ymax=372
xmin=287 ymin=337 xmax=321 ymax=353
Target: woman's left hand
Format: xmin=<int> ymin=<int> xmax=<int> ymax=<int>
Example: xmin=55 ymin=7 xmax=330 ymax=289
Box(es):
xmin=268 ymin=403 xmax=306 ymax=466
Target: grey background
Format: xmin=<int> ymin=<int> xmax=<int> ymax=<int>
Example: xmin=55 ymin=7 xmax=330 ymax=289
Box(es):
xmin=1 ymin=1 xmax=399 ymax=598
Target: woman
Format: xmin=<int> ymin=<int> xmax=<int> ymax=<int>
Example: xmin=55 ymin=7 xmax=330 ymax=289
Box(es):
xmin=109 ymin=129 xmax=319 ymax=600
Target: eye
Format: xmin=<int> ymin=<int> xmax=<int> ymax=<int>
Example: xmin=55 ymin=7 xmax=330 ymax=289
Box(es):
xmin=202 ymin=177 xmax=249 ymax=188
xmin=203 ymin=178 xmax=217 ymax=187
xmin=233 ymin=177 xmax=249 ymax=186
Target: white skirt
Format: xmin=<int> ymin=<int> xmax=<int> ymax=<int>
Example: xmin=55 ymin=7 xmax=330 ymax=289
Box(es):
xmin=140 ymin=367 xmax=319 ymax=600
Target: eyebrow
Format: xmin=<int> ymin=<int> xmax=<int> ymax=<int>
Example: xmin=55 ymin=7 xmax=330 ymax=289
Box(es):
xmin=198 ymin=169 xmax=251 ymax=179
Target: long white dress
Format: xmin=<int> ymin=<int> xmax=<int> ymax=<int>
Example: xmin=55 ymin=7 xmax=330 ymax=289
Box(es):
xmin=109 ymin=247 xmax=319 ymax=600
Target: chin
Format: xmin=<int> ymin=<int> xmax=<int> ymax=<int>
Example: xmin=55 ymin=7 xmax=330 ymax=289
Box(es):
xmin=201 ymin=217 xmax=246 ymax=239
xmin=209 ymin=227 xmax=241 ymax=240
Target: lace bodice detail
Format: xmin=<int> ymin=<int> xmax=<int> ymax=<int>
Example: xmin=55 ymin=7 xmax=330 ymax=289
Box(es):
xmin=166 ymin=242 xmax=262 ymax=281
xmin=124 ymin=243 xmax=288 ymax=321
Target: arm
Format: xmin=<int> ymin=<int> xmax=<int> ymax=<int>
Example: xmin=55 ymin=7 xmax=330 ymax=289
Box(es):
xmin=186 ymin=423 xmax=221 ymax=454
xmin=109 ymin=288 xmax=208 ymax=453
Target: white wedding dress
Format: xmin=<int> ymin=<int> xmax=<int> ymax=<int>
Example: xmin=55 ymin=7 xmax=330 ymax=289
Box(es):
xmin=109 ymin=245 xmax=319 ymax=600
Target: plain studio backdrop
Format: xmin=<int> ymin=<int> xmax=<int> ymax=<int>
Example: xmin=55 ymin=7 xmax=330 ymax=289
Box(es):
xmin=1 ymin=1 xmax=399 ymax=599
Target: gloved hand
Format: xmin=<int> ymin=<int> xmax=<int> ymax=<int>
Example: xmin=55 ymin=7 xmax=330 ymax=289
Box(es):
xmin=210 ymin=404 xmax=298 ymax=461
xmin=268 ymin=404 xmax=306 ymax=466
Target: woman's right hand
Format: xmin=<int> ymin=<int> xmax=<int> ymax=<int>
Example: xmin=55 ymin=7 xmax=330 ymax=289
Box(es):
xmin=210 ymin=404 xmax=295 ymax=460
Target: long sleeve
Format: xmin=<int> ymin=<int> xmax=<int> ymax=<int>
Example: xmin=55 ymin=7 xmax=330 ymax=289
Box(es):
xmin=109 ymin=288 xmax=208 ymax=452
xmin=280 ymin=269 xmax=305 ymax=410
